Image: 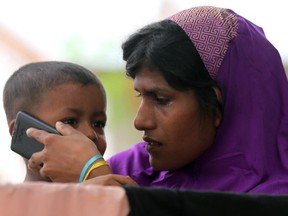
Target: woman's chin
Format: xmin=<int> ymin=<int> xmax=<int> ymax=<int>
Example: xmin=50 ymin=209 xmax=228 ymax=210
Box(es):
xmin=149 ymin=157 xmax=170 ymax=171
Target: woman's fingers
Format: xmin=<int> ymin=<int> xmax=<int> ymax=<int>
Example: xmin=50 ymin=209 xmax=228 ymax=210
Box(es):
xmin=55 ymin=121 xmax=82 ymax=136
xmin=26 ymin=122 xmax=101 ymax=182
xmin=112 ymin=175 xmax=138 ymax=186
xmin=26 ymin=128 xmax=53 ymax=145
xmin=26 ymin=122 xmax=80 ymax=146
xmin=28 ymin=152 xmax=43 ymax=170
xmin=83 ymin=174 xmax=138 ymax=186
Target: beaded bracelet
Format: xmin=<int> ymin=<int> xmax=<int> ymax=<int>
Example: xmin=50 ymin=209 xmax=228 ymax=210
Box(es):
xmin=83 ymin=160 xmax=109 ymax=181
xmin=79 ymin=154 xmax=103 ymax=183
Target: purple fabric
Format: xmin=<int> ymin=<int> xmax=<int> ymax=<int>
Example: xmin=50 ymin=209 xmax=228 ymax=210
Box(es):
xmin=108 ymin=6 xmax=288 ymax=194
xmin=169 ymin=6 xmax=238 ymax=79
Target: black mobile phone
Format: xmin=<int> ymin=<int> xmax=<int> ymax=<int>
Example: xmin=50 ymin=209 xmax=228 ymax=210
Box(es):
xmin=11 ymin=111 xmax=60 ymax=159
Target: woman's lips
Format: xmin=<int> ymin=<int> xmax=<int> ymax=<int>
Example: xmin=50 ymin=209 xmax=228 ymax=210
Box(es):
xmin=147 ymin=141 xmax=161 ymax=147
xmin=143 ymin=136 xmax=162 ymax=153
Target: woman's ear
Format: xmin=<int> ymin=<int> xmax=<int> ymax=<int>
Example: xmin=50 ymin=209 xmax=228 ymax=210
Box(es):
xmin=8 ymin=119 xmax=16 ymax=136
xmin=212 ymin=87 xmax=222 ymax=127
xmin=214 ymin=110 xmax=222 ymax=128
xmin=212 ymin=87 xmax=222 ymax=104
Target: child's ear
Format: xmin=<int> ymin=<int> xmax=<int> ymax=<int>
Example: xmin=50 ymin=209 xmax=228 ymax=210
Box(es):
xmin=8 ymin=119 xmax=16 ymax=136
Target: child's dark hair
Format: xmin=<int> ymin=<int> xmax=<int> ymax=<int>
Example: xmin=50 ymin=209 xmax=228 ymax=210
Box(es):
xmin=122 ymin=19 xmax=222 ymax=121
xmin=3 ymin=61 xmax=104 ymax=123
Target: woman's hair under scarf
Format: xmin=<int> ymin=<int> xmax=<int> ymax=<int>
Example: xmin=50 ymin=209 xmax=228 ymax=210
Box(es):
xmin=169 ymin=6 xmax=288 ymax=193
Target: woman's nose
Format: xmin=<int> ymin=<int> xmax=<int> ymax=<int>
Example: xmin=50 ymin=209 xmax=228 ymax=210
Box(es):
xmin=134 ymin=102 xmax=155 ymax=131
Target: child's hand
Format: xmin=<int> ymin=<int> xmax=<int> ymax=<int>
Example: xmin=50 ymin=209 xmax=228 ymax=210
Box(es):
xmin=27 ymin=122 xmax=101 ymax=182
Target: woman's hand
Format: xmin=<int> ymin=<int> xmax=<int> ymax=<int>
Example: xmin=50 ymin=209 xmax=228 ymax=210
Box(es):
xmin=82 ymin=174 xmax=138 ymax=186
xmin=27 ymin=122 xmax=101 ymax=182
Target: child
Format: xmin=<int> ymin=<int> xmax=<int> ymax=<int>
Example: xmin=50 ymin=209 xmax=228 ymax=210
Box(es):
xmin=3 ymin=61 xmax=112 ymax=181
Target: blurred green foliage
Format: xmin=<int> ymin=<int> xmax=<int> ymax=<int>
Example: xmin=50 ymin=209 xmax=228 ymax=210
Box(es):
xmin=96 ymin=70 xmax=142 ymax=154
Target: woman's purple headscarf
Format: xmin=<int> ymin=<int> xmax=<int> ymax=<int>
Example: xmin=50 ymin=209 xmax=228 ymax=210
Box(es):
xmin=109 ymin=6 xmax=288 ymax=194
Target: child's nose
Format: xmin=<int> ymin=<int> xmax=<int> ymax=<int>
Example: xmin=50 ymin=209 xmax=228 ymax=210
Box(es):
xmin=79 ymin=124 xmax=97 ymax=142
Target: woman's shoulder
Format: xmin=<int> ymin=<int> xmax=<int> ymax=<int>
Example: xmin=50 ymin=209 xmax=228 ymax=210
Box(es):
xmin=107 ymin=142 xmax=149 ymax=174
xmin=108 ymin=142 xmax=148 ymax=162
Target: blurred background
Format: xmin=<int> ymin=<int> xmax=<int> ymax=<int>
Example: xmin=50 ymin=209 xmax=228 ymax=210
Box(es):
xmin=1 ymin=0 xmax=287 ymax=183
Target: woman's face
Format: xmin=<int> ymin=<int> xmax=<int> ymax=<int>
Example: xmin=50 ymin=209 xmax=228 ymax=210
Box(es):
xmin=134 ymin=68 xmax=220 ymax=171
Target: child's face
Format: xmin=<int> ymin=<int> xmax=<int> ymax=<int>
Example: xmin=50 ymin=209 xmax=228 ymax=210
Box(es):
xmin=30 ymin=83 xmax=107 ymax=156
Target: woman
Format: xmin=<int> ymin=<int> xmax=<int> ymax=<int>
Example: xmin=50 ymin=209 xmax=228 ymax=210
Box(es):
xmin=27 ymin=6 xmax=288 ymax=193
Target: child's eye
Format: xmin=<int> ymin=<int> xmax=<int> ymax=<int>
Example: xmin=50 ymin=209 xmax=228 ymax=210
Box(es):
xmin=62 ymin=119 xmax=77 ymax=125
xmin=92 ymin=121 xmax=106 ymax=128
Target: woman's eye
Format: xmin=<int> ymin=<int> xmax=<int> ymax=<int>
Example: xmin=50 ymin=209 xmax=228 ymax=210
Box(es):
xmin=92 ymin=121 xmax=106 ymax=128
xmin=155 ymin=97 xmax=170 ymax=105
xmin=62 ymin=119 xmax=77 ymax=125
